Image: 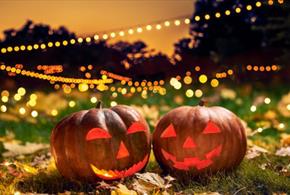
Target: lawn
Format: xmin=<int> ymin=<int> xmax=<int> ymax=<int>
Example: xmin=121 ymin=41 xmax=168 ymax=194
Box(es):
xmin=0 ymin=82 xmax=290 ymax=194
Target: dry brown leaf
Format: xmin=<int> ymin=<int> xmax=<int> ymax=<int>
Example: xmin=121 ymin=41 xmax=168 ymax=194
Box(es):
xmin=111 ymin=184 xmax=137 ymax=195
xmin=245 ymin=145 xmax=268 ymax=159
xmin=3 ymin=142 xmax=49 ymax=157
xmin=275 ymin=147 xmax=290 ymax=157
xmin=133 ymin=172 xmax=174 ymax=194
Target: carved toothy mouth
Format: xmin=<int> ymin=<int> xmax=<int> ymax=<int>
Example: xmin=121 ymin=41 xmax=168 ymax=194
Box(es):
xmin=161 ymin=145 xmax=222 ymax=170
xmin=90 ymin=155 xmax=149 ymax=180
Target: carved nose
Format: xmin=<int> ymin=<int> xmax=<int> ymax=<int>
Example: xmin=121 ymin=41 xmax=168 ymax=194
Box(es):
xmin=116 ymin=141 xmax=129 ymax=159
xmin=183 ymin=137 xmax=196 ymax=149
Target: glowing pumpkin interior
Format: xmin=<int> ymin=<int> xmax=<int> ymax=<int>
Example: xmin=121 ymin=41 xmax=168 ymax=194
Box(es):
xmin=159 ymin=121 xmax=222 ymax=171
xmin=85 ymin=122 xmax=149 ymax=180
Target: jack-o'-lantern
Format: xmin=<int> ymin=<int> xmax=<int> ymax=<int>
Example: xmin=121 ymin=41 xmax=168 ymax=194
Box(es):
xmin=51 ymin=102 xmax=151 ymax=181
xmin=153 ymin=101 xmax=247 ymax=177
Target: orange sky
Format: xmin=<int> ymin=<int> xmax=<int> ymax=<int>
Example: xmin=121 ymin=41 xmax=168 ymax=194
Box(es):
xmin=0 ymin=0 xmax=194 ymax=55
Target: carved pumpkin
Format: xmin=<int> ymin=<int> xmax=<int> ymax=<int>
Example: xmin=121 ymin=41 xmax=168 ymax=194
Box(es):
xmin=153 ymin=101 xmax=247 ymax=177
xmin=51 ymin=102 xmax=151 ymax=181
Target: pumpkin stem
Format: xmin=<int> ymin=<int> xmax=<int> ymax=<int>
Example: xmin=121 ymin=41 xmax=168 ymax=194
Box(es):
xmin=96 ymin=101 xmax=103 ymax=109
xmin=199 ymin=99 xmax=206 ymax=106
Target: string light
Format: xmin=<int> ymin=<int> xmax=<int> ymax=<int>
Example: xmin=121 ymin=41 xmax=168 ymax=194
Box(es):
xmin=0 ymin=64 xmax=113 ymax=85
xmin=1 ymin=0 xmax=282 ymax=55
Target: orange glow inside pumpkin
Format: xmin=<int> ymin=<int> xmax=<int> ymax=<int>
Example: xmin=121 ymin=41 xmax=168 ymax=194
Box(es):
xmin=85 ymin=121 xmax=148 ymax=180
xmin=160 ymin=121 xmax=222 ymax=171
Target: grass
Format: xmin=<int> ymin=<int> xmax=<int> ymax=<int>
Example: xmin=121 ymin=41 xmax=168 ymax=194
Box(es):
xmin=0 ymin=83 xmax=290 ymax=194
xmin=0 ymin=150 xmax=289 ymax=194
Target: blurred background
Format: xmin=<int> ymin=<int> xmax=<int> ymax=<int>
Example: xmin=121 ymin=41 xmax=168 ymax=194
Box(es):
xmin=0 ymin=0 xmax=290 ymax=192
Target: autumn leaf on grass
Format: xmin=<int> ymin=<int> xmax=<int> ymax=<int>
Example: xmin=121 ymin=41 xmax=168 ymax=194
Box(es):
xmin=111 ymin=184 xmax=137 ymax=195
xmin=275 ymin=147 xmax=290 ymax=157
xmin=245 ymin=145 xmax=268 ymax=159
xmin=132 ymin=172 xmax=175 ymax=194
xmin=14 ymin=161 xmax=38 ymax=175
xmin=3 ymin=142 xmax=49 ymax=157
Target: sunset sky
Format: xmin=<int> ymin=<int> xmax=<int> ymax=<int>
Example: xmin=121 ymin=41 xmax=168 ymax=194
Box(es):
xmin=0 ymin=0 xmax=194 ymax=55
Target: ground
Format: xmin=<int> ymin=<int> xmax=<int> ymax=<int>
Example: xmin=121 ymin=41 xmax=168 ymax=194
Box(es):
xmin=0 ymin=82 xmax=290 ymax=194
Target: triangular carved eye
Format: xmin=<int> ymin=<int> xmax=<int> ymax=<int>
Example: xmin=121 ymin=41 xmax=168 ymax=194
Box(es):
xmin=161 ymin=124 xmax=177 ymax=138
xmin=202 ymin=121 xmax=221 ymax=134
xmin=127 ymin=122 xmax=146 ymax=134
xmin=86 ymin=128 xmax=111 ymax=141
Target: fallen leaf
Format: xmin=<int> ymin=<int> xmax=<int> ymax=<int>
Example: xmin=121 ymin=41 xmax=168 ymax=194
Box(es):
xmin=111 ymin=184 xmax=137 ymax=195
xmin=275 ymin=147 xmax=290 ymax=157
xmin=133 ymin=172 xmax=174 ymax=194
xmin=246 ymin=145 xmax=268 ymax=159
xmin=2 ymin=142 xmax=49 ymax=157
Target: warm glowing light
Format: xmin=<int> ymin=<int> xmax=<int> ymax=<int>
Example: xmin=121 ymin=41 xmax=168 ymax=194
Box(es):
xmin=185 ymin=89 xmax=194 ymax=98
xmin=90 ymin=97 xmax=97 ymax=103
xmin=215 ymin=12 xmax=221 ymax=18
xmin=17 ymin=87 xmax=26 ymax=96
xmin=256 ymin=1 xmax=262 ymax=7
xmin=195 ymin=89 xmax=203 ymax=98
xmin=119 ymin=31 xmax=125 ymax=36
xmin=227 ymin=69 xmax=233 ymax=75
xmin=27 ymin=45 xmax=33 ymax=50
xmin=128 ymin=29 xmax=134 ymax=34
xmin=257 ymin=127 xmax=263 ymax=133
xmin=1 ymin=48 xmax=7 ymax=53
xmin=235 ymin=7 xmax=242 ymax=13
xmin=250 ymin=105 xmax=257 ymax=112
xmin=195 ymin=16 xmax=201 ymax=21
xmin=86 ymin=37 xmax=91 ymax=42
xmin=62 ymin=40 xmax=68 ymax=46
xmin=14 ymin=191 xmax=21 ymax=195
xmin=110 ymin=101 xmax=117 ymax=107
xmin=1 ymin=96 xmax=8 ymax=103
xmin=164 ymin=21 xmax=170 ymax=27
xmin=14 ymin=94 xmax=21 ymax=101
xmin=184 ymin=18 xmax=190 ymax=24
xmin=55 ymin=42 xmax=61 ymax=47
xmin=19 ymin=107 xmax=26 ymax=115
xmin=48 ymin=42 xmax=53 ymax=47
xmin=7 ymin=47 xmax=13 ymax=52
xmin=1 ymin=105 xmax=7 ymax=112
xmin=264 ymin=97 xmax=271 ymax=104
xmin=183 ymin=76 xmax=192 ymax=85
xmin=137 ymin=27 xmax=143 ymax=33
xmin=69 ymin=100 xmax=76 ymax=108
xmin=210 ymin=79 xmax=219 ymax=87
xmin=278 ymin=123 xmax=285 ymax=129
xmin=121 ymin=88 xmax=127 ymax=94
xmin=225 ymin=10 xmax=231 ymax=15
xmin=20 ymin=45 xmax=26 ymax=50
xmin=287 ymin=104 xmax=290 ymax=111
xmin=40 ymin=44 xmax=46 ymax=49
xmin=247 ymin=65 xmax=252 ymax=70
xmin=1 ymin=90 xmax=9 ymax=97
xmin=31 ymin=110 xmax=38 ymax=118
xmin=77 ymin=38 xmax=83 ymax=43
xmin=70 ymin=39 xmax=76 ymax=44
xmin=14 ymin=46 xmax=20 ymax=51
xmin=156 ymin=24 xmax=162 ymax=30
xmin=204 ymin=14 xmax=210 ymax=20
xmin=51 ymin=109 xmax=58 ymax=116
xmin=174 ymin=20 xmax=181 ymax=26
xmin=199 ymin=74 xmax=208 ymax=84
xmin=30 ymin=94 xmax=37 ymax=100
xmin=272 ymin=65 xmax=278 ymax=71
xmin=78 ymin=83 xmax=89 ymax=92
xmin=146 ymin=25 xmax=152 ymax=30
xmin=246 ymin=5 xmax=253 ymax=11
